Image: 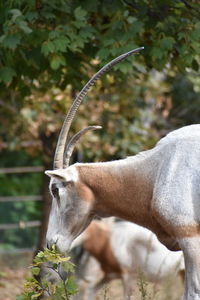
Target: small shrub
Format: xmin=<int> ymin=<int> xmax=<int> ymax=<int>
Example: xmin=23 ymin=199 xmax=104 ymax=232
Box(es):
xmin=17 ymin=245 xmax=78 ymax=300
xmin=137 ymin=273 xmax=152 ymax=300
xmin=102 ymin=284 xmax=110 ymax=300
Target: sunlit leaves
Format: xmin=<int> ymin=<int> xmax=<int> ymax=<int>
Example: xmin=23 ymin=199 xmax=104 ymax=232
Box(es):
xmin=31 ymin=267 xmax=40 ymax=276
xmin=17 ymin=246 xmax=77 ymax=299
xmin=65 ymin=276 xmax=77 ymax=295
xmin=50 ymin=54 xmax=66 ymax=70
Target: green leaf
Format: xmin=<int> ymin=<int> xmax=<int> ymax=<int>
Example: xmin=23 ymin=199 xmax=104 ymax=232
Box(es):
xmin=31 ymin=291 xmax=43 ymax=299
xmin=26 ymin=11 xmax=38 ymax=22
xmin=117 ymin=62 xmax=131 ymax=74
xmin=160 ymin=37 xmax=175 ymax=50
xmin=184 ymin=55 xmax=193 ymax=65
xmin=50 ymin=55 xmax=66 ymax=70
xmin=31 ymin=267 xmax=40 ymax=276
xmin=190 ymin=27 xmax=200 ymax=42
xmin=0 ymin=67 xmax=16 ymax=84
xmin=41 ymin=278 xmax=49 ymax=288
xmin=54 ymin=37 xmax=69 ymax=52
xmin=191 ymin=42 xmax=200 ymax=54
xmin=36 ymin=251 xmax=45 ymax=258
xmin=18 ymin=21 xmax=32 ymax=34
xmin=127 ymin=16 xmax=137 ymax=24
xmin=16 ymin=295 xmax=27 ymax=300
xmin=151 ymin=47 xmax=164 ymax=60
xmin=103 ymin=39 xmax=115 ymax=47
xmin=130 ymin=20 xmax=143 ymax=35
xmin=65 ymin=276 xmax=78 ymax=295
xmin=73 ymin=20 xmax=85 ymax=29
xmin=97 ymin=48 xmax=109 ymax=61
xmin=74 ymin=7 xmax=87 ymax=20
xmin=1 ymin=34 xmax=21 ymax=49
xmin=10 ymin=9 xmax=22 ymax=22
xmin=41 ymin=41 xmax=55 ymax=56
xmin=62 ymin=261 xmax=75 ymax=273
xmin=178 ymin=32 xmax=186 ymax=41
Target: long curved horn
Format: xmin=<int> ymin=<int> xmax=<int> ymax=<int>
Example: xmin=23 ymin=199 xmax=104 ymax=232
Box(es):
xmin=53 ymin=47 xmax=144 ymax=169
xmin=64 ymin=126 xmax=102 ymax=168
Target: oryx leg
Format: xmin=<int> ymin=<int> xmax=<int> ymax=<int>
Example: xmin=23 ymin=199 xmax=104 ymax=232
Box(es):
xmin=82 ymin=283 xmax=98 ymax=300
xmin=122 ymin=271 xmax=135 ymax=300
xmin=179 ymin=237 xmax=200 ymax=300
xmin=73 ymin=277 xmax=107 ymax=300
xmin=81 ymin=276 xmax=111 ymax=300
xmin=153 ymin=212 xmax=200 ymax=300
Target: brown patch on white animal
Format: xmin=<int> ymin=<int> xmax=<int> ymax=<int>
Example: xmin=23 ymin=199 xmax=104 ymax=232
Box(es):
xmin=83 ymin=221 xmax=121 ymax=275
xmin=74 ymin=220 xmax=185 ymax=300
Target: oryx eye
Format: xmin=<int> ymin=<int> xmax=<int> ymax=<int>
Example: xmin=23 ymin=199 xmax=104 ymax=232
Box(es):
xmin=51 ymin=184 xmax=59 ymax=198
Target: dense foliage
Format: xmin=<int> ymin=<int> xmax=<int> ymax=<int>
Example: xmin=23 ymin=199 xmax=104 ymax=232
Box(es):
xmin=1 ymin=0 xmax=199 ymax=153
xmin=0 ymin=0 xmax=199 ymax=90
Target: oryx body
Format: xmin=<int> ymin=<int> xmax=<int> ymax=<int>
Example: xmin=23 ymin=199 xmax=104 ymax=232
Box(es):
xmin=45 ymin=48 xmax=200 ymax=300
xmin=72 ymin=220 xmax=184 ymax=300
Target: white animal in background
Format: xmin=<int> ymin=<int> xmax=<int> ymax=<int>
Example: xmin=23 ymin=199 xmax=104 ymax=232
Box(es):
xmin=72 ymin=220 xmax=184 ymax=300
xmin=45 ymin=47 xmax=200 ymax=300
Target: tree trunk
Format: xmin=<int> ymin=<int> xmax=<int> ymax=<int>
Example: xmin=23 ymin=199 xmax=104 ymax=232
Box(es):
xmin=36 ymin=132 xmax=56 ymax=253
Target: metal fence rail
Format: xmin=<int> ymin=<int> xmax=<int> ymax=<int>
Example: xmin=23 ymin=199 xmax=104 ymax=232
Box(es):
xmin=0 ymin=247 xmax=36 ymax=254
xmin=0 ymin=166 xmax=43 ymax=234
xmin=0 ymin=195 xmax=42 ymax=202
xmin=0 ymin=220 xmax=41 ymax=230
xmin=0 ymin=166 xmax=44 ymax=174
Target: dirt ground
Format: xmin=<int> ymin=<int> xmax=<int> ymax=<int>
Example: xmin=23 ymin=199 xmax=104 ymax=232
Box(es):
xmin=0 ymin=251 xmax=32 ymax=300
xmin=0 ymin=267 xmax=26 ymax=300
xmin=0 ymin=253 xmax=183 ymax=300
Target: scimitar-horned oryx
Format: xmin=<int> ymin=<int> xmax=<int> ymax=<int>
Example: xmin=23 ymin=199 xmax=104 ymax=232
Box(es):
xmin=72 ymin=220 xmax=184 ymax=300
xmin=45 ymin=47 xmax=200 ymax=300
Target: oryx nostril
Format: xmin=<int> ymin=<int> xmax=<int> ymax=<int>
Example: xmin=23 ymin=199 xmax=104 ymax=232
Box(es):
xmin=46 ymin=237 xmax=58 ymax=250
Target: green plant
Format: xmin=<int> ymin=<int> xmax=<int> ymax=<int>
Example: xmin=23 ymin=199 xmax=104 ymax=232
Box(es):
xmin=137 ymin=273 xmax=152 ymax=300
xmin=17 ymin=246 xmax=78 ymax=300
xmin=102 ymin=283 xmax=110 ymax=300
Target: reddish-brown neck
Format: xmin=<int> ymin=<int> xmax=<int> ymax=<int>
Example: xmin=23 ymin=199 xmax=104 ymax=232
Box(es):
xmin=77 ymin=160 xmax=154 ymax=227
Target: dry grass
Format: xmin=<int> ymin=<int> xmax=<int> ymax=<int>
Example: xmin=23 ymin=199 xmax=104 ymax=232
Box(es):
xmin=96 ymin=275 xmax=183 ymax=300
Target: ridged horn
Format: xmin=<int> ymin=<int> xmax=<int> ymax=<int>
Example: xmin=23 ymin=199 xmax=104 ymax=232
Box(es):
xmin=53 ymin=47 xmax=144 ymax=169
xmin=64 ymin=126 xmax=102 ymax=168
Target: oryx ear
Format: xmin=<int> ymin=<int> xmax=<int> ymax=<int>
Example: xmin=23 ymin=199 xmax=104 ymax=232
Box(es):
xmin=45 ymin=170 xmax=67 ymax=182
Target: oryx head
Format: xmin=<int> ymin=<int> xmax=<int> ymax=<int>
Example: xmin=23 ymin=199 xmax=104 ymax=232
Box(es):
xmin=45 ymin=47 xmax=144 ymax=253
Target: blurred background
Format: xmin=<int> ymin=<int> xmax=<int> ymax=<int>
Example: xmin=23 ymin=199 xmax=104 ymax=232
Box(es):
xmin=0 ymin=0 xmax=199 ymax=299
